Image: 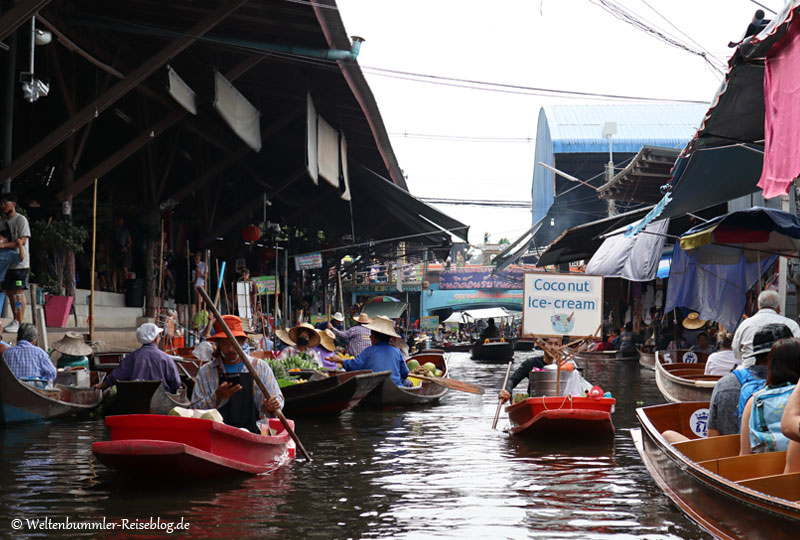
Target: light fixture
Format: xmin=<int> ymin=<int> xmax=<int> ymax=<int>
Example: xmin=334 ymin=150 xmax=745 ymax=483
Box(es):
xmin=19 ymin=16 xmax=50 ymax=102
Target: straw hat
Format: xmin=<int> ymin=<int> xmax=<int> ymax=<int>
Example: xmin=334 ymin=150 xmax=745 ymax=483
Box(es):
xmin=331 ymin=312 xmax=345 ymax=322
xmin=364 ymin=315 xmax=400 ymax=339
xmin=353 ymin=313 xmax=372 ymax=324
xmin=317 ymin=329 xmax=336 ymax=352
xmin=275 ymin=328 xmax=295 ymax=347
xmin=682 ymin=312 xmax=706 ymax=330
xmin=208 ymin=315 xmax=248 ymax=341
xmin=51 ymin=332 xmax=93 ymax=356
xmin=288 ymin=323 xmax=321 ymax=348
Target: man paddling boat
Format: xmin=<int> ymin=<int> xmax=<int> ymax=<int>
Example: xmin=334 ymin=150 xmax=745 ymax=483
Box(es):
xmin=333 ymin=316 xmax=410 ymax=387
xmin=191 ymin=315 xmax=283 ymax=433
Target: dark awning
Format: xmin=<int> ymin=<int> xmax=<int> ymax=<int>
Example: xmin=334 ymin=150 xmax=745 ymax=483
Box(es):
xmin=598 ymin=146 xmax=680 ymax=204
xmin=536 ymin=206 xmax=654 ymax=267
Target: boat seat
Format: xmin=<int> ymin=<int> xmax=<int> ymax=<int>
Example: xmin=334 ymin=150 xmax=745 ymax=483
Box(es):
xmin=736 ymin=472 xmax=800 ymax=502
xmin=698 ymin=451 xmax=787 ymax=481
xmin=673 ymin=434 xmax=740 ymax=462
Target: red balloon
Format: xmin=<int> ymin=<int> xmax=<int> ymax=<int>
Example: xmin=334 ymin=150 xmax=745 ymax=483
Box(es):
xmin=242 ymin=225 xmax=261 ymax=242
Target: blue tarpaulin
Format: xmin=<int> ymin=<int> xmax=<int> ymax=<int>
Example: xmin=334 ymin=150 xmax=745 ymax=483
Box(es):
xmin=664 ymin=244 xmax=775 ymax=330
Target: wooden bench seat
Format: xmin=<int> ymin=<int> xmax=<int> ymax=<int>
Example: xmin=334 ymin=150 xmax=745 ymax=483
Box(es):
xmin=698 ymin=451 xmax=787 ymax=481
xmin=673 ymin=434 xmax=740 ymax=462
xmin=737 ymin=472 xmax=800 ymax=502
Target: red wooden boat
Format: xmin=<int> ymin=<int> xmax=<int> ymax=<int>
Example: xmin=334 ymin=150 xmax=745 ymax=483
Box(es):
xmin=505 ymin=395 xmax=616 ymax=440
xmin=92 ymin=414 xmax=295 ymax=477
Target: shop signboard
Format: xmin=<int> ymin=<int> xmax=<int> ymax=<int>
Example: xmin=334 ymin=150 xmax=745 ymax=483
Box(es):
xmin=252 ymin=275 xmax=280 ymax=295
xmin=420 ymin=316 xmax=439 ymax=332
xmin=522 ymin=273 xmax=603 ymax=338
xmin=295 ymin=252 xmax=323 ymax=270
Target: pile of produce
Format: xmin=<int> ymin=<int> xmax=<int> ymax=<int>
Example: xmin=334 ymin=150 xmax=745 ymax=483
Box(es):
xmin=407 ymin=359 xmax=443 ymax=378
xmin=280 ymin=353 xmax=320 ymax=371
xmin=512 ymin=393 xmax=529 ymax=404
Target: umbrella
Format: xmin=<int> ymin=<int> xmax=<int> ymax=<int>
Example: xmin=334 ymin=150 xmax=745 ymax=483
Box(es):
xmin=365 ymin=296 xmax=401 ymax=304
xmin=679 ymin=207 xmax=800 ymax=264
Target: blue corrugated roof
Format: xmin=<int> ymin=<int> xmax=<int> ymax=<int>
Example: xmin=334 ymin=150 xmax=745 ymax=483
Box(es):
xmin=543 ymin=104 xmax=709 ymax=154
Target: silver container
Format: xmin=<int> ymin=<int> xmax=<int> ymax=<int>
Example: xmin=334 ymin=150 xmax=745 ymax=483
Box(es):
xmin=529 ymin=370 xmax=569 ymax=397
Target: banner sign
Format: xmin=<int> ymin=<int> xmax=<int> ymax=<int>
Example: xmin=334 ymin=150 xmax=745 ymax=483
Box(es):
xmin=522 ymin=273 xmax=603 ymax=338
xmin=309 ymin=315 xmax=326 ymax=325
xmin=438 ymin=266 xmax=533 ymax=290
xmin=420 ymin=316 xmax=439 ymax=332
xmin=295 ymin=252 xmax=323 ymax=271
xmin=252 ymin=275 xmax=280 ymax=295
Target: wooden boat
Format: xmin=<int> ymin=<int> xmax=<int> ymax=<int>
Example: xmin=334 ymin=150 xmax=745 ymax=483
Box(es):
xmin=104 ymin=380 xmax=190 ymax=415
xmin=572 ymin=349 xmax=639 ymax=362
xmin=633 ymin=401 xmax=800 ymax=539
xmin=362 ymin=353 xmax=448 ymax=406
xmin=505 ymin=395 xmax=616 ymax=440
xmin=638 ymin=346 xmax=656 ymax=370
xmin=281 ymin=370 xmax=390 ymax=416
xmin=470 ymin=339 xmax=514 ymax=362
xmin=0 ymin=359 xmax=103 ymax=424
xmin=442 ymin=341 xmax=472 ymax=352
xmin=514 ymin=338 xmax=537 ymax=351
xmin=655 ymin=351 xmax=718 ymax=403
xmin=92 ymin=414 xmax=295 ymax=477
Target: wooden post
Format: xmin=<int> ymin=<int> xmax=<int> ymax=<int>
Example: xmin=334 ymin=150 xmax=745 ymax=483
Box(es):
xmin=337 ymin=269 xmax=344 ymax=315
xmin=156 ymin=218 xmax=165 ymax=314
xmin=89 ymin=178 xmax=97 ymax=342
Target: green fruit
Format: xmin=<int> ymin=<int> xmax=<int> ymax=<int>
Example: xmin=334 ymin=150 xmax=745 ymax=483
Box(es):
xmin=423 ymin=362 xmax=436 ymax=373
xmin=407 ymin=359 xmax=420 ymax=370
xmin=434 ymin=369 xmax=443 ymax=377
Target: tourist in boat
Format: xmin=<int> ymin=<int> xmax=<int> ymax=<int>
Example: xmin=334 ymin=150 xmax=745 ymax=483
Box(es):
xmin=667 ymin=327 xmax=689 ymax=350
xmin=3 ymin=323 xmax=56 ymax=384
xmin=619 ymin=322 xmax=637 ymax=354
xmin=781 ymin=383 xmax=800 ymax=443
xmin=497 ymin=338 xmax=562 ymax=403
xmin=739 ymin=337 xmax=800 ymax=455
xmin=689 ymin=332 xmax=715 ymax=355
xmin=707 ymin=324 xmax=792 ymax=436
xmin=704 ymin=333 xmax=738 ymax=375
xmin=279 ymin=323 xmax=321 ymax=364
xmin=330 ymin=313 xmax=373 ymax=357
xmin=333 ymin=316 xmax=410 ymax=386
xmin=732 ymin=290 xmax=800 ymax=367
xmin=314 ymin=329 xmax=341 ymax=370
xmin=480 ymin=319 xmax=499 ymax=341
xmin=191 ymin=315 xmax=283 ymax=433
xmin=93 ymin=323 xmax=181 ymax=394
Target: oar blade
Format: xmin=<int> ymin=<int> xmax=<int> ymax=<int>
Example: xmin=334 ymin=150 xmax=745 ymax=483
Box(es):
xmin=416 ymin=375 xmax=484 ymax=394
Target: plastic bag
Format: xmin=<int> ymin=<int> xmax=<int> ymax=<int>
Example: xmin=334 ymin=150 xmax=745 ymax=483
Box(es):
xmin=564 ymin=369 xmax=592 ymax=397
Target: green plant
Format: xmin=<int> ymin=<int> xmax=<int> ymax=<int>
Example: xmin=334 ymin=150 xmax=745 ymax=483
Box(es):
xmin=31 ymin=218 xmax=89 ymax=295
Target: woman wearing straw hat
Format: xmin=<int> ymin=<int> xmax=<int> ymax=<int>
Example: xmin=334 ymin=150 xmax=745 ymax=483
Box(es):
xmin=314 ymin=329 xmax=341 ymax=370
xmin=51 ymin=332 xmax=93 ymax=369
xmin=330 ymin=313 xmax=373 ymax=357
xmin=191 ymin=315 xmax=283 ymax=433
xmin=333 ymin=316 xmax=410 ymax=387
xmin=278 ymin=323 xmax=322 ymax=365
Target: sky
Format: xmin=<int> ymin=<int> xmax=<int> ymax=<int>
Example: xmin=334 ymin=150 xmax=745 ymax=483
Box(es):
xmin=335 ymin=0 xmax=777 ymax=246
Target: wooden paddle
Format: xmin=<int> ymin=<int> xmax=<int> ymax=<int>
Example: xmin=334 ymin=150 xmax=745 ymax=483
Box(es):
xmin=492 ymin=360 xmax=513 ymax=430
xmin=409 ymin=373 xmax=484 ymax=394
xmin=197 ymin=287 xmax=312 ymax=461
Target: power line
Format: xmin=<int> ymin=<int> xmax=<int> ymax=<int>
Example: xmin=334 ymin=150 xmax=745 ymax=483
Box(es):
xmin=361 ymin=65 xmax=709 ymax=103
xmin=748 ymin=0 xmax=777 ymax=15
xmin=419 ymin=198 xmax=532 ymax=208
xmin=389 ymin=132 xmax=535 ymax=143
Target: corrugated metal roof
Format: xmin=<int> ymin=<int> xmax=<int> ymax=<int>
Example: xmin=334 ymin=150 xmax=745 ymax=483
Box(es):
xmin=543 ymin=104 xmax=709 ymax=154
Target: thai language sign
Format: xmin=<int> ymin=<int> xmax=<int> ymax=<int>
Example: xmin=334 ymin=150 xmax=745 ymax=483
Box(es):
xmin=251 ymin=275 xmax=280 ymax=295
xmin=438 ymin=266 xmax=527 ymax=290
xmin=420 ymin=316 xmax=439 ymax=332
xmin=295 ymin=252 xmax=322 ymax=271
xmin=522 ymin=273 xmax=603 ymax=338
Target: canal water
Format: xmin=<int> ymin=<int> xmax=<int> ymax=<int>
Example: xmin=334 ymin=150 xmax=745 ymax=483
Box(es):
xmin=0 ymin=351 xmax=711 ymax=539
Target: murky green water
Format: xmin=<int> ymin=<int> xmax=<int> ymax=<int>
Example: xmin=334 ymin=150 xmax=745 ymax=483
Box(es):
xmin=0 ymin=352 xmax=710 ymax=539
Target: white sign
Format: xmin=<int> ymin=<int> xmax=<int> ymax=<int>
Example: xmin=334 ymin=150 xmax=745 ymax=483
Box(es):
xmin=690 ymin=408 xmax=710 ymax=438
xmin=295 ymin=252 xmax=322 ymax=271
xmin=522 ymin=273 xmax=603 ymax=338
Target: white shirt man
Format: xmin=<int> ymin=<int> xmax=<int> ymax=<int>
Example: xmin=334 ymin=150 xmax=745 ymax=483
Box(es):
xmin=732 ymin=291 xmax=800 ymax=366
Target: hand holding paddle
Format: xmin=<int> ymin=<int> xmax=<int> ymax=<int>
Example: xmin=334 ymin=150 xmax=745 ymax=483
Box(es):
xmin=197 ymin=287 xmax=312 ymax=461
xmin=492 ymin=361 xmax=513 ymax=430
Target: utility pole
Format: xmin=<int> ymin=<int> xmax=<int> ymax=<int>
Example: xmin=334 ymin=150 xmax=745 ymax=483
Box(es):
xmin=603 ymin=121 xmax=617 ymax=217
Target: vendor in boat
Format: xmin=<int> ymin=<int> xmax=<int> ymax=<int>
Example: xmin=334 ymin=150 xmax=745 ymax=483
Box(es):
xmin=191 ymin=315 xmax=283 ymax=433
xmin=739 ymin=337 xmax=799 ymax=456
xmin=315 ymin=311 xmax=344 ymax=332
xmin=93 ymin=323 xmax=181 ymax=394
xmin=330 ymin=313 xmax=373 ymax=357
xmin=497 ymin=338 xmax=562 ymax=404
xmin=3 ymin=323 xmax=56 ymax=383
xmin=315 ymin=329 xmax=341 ymax=370
xmin=51 ymin=332 xmax=92 ymax=370
xmin=279 ymin=323 xmax=321 ymax=364
xmin=689 ymin=332 xmax=715 ymax=355
xmin=333 ymin=316 xmax=410 ymax=386
xmin=704 ymin=333 xmax=738 ymax=376
xmin=480 ymin=318 xmax=499 ymax=341
xmin=733 ymin=290 xmax=800 ymax=367
xmin=706 ymin=324 xmax=792 ymax=437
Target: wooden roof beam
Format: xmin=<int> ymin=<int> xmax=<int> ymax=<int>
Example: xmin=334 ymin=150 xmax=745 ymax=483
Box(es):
xmin=0 ymin=0 xmax=52 ymax=42
xmin=1 ymin=0 xmax=247 ymax=186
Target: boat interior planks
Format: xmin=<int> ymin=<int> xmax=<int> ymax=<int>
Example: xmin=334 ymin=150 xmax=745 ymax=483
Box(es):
xmin=633 ymin=401 xmax=800 ymax=539
xmin=655 ymin=354 xmax=720 ymax=403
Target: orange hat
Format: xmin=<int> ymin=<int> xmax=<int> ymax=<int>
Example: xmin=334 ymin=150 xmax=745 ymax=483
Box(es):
xmin=208 ymin=315 xmax=248 ymax=341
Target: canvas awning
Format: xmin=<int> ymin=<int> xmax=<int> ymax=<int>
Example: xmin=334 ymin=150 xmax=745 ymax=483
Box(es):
xmin=585 ymin=219 xmax=669 ymax=281
xmin=443 ymin=311 xmax=464 ymax=324
xmin=361 ymin=301 xmax=408 ymax=320
xmin=462 ymin=307 xmax=513 ymax=320
xmin=598 ymin=146 xmax=680 ymax=204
